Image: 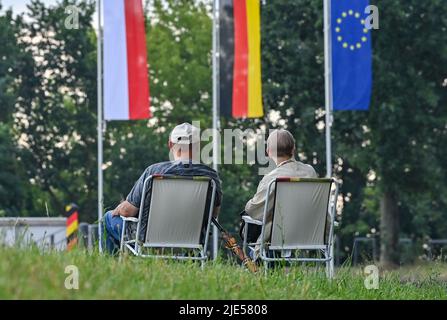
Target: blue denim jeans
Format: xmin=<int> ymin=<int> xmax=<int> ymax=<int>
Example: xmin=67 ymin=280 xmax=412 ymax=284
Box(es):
xmin=103 ymin=211 xmax=123 ymax=254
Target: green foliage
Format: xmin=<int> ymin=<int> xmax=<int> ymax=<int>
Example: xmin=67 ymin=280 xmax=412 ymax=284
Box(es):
xmin=0 ymin=4 xmax=20 ymax=122
xmin=335 ymin=0 xmax=447 ymax=247
xmin=11 ymin=0 xmax=97 ymax=217
xmin=0 ymin=4 xmax=36 ymax=216
xmin=0 ymin=124 xmax=24 ymax=216
xmin=148 ymin=0 xmax=213 ymax=125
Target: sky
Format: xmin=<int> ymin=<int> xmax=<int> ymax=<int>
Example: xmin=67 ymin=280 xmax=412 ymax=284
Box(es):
xmin=2 ymin=0 xmax=57 ymax=14
xmin=1 ymin=0 xmax=99 ymax=27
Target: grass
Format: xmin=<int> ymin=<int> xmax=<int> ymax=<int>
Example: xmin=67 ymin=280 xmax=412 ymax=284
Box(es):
xmin=0 ymin=246 xmax=446 ymax=299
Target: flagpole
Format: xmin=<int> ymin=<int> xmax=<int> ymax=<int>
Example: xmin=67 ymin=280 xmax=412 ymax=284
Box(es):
xmin=323 ymin=0 xmax=334 ymax=275
xmin=212 ymin=0 xmax=220 ymax=260
xmin=324 ymin=0 xmax=333 ymax=179
xmin=97 ymin=0 xmax=104 ymax=253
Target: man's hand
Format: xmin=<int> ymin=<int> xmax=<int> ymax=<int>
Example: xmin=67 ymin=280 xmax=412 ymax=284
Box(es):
xmin=112 ymin=200 xmax=139 ymax=217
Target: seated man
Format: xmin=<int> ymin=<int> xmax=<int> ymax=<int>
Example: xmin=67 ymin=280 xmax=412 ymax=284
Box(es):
xmin=103 ymin=123 xmax=222 ymax=254
xmin=242 ymin=129 xmax=317 ymax=258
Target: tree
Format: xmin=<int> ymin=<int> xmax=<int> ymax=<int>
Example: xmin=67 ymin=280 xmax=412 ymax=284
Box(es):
xmin=0 ymin=4 xmax=34 ymax=216
xmin=368 ymin=0 xmax=446 ymax=266
xmin=14 ymin=0 xmax=98 ymax=217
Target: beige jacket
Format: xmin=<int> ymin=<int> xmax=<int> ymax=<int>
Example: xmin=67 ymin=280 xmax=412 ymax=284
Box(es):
xmin=245 ymin=158 xmax=317 ymax=241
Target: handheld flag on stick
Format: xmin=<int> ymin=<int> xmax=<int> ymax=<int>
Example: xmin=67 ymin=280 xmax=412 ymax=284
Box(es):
xmin=212 ymin=217 xmax=258 ymax=273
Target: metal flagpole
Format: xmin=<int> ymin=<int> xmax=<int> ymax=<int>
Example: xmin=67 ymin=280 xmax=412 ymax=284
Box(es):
xmin=324 ymin=0 xmax=333 ymax=179
xmin=97 ymin=0 xmax=104 ymax=253
xmin=323 ymin=0 xmax=334 ymax=275
xmin=212 ymin=0 xmax=220 ymax=260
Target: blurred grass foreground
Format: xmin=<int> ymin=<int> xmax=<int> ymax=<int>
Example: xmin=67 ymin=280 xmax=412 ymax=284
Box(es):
xmin=0 ymin=246 xmax=446 ymax=299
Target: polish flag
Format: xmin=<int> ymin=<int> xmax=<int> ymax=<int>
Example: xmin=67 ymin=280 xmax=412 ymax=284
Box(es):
xmin=103 ymin=0 xmax=151 ymax=120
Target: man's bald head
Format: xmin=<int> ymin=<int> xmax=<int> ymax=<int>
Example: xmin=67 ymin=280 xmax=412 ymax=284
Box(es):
xmin=266 ymin=129 xmax=296 ymax=160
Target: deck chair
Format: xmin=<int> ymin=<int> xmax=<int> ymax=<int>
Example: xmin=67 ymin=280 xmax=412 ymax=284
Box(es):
xmin=119 ymin=174 xmax=217 ymax=267
xmin=242 ymin=177 xmax=339 ymax=278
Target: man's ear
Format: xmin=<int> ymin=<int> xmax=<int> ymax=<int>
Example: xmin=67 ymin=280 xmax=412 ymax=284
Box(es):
xmin=266 ymin=147 xmax=274 ymax=159
xmin=168 ymin=140 xmax=174 ymax=149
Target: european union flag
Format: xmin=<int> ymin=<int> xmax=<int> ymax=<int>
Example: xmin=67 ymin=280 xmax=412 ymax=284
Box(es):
xmin=332 ymin=0 xmax=372 ymax=110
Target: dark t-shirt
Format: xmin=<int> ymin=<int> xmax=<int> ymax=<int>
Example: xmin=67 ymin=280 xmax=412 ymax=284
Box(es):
xmin=126 ymin=160 xmax=222 ymax=208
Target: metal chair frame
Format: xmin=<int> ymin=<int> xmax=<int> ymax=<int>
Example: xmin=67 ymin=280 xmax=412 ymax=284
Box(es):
xmin=242 ymin=178 xmax=339 ymax=278
xmin=119 ymin=174 xmax=216 ymax=268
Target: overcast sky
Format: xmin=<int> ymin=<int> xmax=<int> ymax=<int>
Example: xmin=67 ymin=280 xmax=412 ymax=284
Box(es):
xmin=2 ymin=0 xmax=57 ymax=14
xmin=1 ymin=0 xmax=99 ymax=28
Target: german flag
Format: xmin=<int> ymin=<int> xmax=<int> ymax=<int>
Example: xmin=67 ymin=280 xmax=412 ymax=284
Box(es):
xmin=219 ymin=0 xmax=263 ymax=118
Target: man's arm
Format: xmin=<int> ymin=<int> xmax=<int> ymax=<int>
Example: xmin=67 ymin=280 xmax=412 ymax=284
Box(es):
xmin=112 ymin=200 xmax=139 ymax=217
xmin=117 ymin=167 xmax=150 ymax=217
xmin=213 ymin=206 xmax=221 ymax=218
xmin=244 ymin=176 xmax=273 ymax=217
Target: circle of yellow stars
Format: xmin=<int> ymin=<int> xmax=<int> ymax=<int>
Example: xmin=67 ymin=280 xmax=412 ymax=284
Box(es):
xmin=335 ymin=10 xmax=369 ymax=51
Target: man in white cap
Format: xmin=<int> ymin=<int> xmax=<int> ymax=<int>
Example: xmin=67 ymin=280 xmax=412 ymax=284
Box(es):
xmin=103 ymin=123 xmax=222 ymax=254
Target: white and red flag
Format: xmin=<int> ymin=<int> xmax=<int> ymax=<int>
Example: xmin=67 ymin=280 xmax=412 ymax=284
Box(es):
xmin=103 ymin=0 xmax=151 ymax=120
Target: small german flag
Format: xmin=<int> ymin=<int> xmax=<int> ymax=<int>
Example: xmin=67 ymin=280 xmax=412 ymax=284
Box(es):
xmin=220 ymin=0 xmax=263 ymax=118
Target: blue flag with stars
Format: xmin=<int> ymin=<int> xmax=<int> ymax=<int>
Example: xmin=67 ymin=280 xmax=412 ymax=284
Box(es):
xmin=332 ymin=0 xmax=372 ymax=110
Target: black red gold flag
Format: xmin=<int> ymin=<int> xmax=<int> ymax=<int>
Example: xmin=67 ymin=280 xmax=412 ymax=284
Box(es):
xmin=219 ymin=0 xmax=263 ymax=118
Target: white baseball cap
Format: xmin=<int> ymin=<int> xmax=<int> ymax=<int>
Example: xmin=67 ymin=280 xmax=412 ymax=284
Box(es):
xmin=170 ymin=122 xmax=200 ymax=145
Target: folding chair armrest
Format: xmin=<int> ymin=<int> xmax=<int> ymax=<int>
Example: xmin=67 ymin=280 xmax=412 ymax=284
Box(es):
xmin=121 ymin=216 xmax=138 ymax=223
xmin=242 ymin=215 xmax=263 ymax=226
xmin=119 ymin=216 xmax=138 ymax=253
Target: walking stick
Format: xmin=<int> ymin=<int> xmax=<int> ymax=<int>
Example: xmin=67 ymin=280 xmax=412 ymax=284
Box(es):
xmin=211 ymin=217 xmax=258 ymax=273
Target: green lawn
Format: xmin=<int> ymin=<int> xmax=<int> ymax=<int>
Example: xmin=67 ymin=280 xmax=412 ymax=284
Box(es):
xmin=0 ymin=246 xmax=446 ymax=299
